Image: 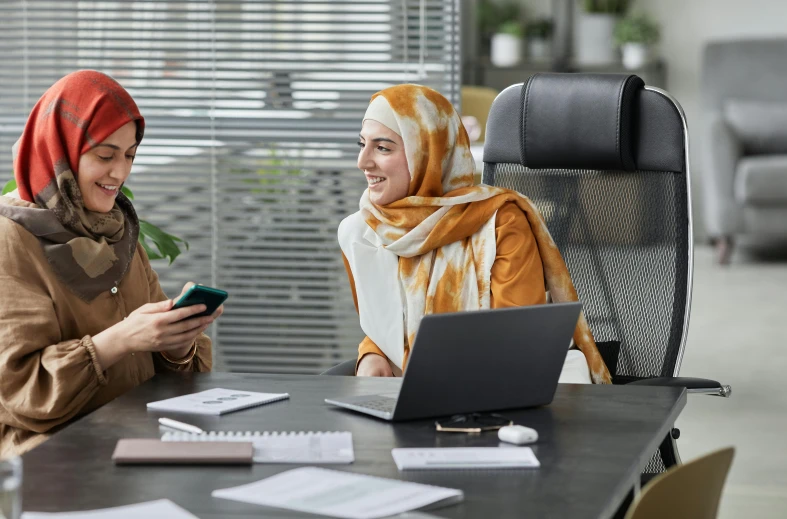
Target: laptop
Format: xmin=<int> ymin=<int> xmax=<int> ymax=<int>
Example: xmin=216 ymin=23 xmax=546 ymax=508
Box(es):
xmin=324 ymin=302 xmax=582 ymax=421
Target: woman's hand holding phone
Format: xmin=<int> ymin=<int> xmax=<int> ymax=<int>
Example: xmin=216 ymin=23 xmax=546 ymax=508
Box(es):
xmin=92 ymin=282 xmax=224 ymax=370
xmin=123 ymin=297 xmax=215 ymax=352
xmin=163 ymin=282 xmax=225 ymax=358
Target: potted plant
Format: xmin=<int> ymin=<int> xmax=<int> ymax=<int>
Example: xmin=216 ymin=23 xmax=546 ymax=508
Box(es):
xmin=614 ymin=14 xmax=660 ymax=69
xmin=491 ymin=20 xmax=524 ymax=67
xmin=575 ymin=0 xmax=630 ymax=65
xmin=526 ymin=18 xmax=553 ymax=60
xmin=477 ymin=0 xmax=521 ymax=64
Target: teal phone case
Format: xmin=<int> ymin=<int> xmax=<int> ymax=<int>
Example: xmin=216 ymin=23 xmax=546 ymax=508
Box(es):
xmin=172 ymin=285 xmax=228 ymax=318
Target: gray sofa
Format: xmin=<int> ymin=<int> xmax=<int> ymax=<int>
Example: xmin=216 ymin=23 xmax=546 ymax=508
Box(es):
xmin=701 ymin=39 xmax=787 ymax=263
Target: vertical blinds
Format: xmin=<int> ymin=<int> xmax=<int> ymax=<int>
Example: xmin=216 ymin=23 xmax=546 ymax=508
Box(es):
xmin=0 ymin=0 xmax=460 ymax=374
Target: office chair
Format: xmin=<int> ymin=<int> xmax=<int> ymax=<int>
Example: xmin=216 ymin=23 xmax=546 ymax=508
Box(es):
xmin=321 ymin=358 xmax=356 ymax=375
xmin=482 ymin=72 xmax=731 ymax=473
xmin=625 ymin=447 xmax=734 ymax=519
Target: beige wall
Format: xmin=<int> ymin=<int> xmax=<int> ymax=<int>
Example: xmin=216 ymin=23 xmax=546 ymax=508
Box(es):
xmin=637 ymin=0 xmax=787 ymax=238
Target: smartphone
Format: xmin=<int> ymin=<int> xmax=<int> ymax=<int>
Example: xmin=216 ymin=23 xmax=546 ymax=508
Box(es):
xmin=171 ymin=285 xmax=228 ymax=318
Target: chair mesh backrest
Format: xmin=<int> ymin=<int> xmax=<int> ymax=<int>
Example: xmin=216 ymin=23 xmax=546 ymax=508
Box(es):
xmin=485 ymin=164 xmax=690 ymax=379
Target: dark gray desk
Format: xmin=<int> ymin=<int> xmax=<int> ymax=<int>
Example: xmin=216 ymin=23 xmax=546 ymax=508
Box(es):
xmin=21 ymin=373 xmax=685 ymax=519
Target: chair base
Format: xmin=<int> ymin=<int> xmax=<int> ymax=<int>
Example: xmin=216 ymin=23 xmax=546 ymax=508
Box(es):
xmin=660 ymin=429 xmax=682 ymax=467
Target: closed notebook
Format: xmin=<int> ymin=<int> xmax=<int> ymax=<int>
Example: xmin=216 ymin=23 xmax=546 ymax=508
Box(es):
xmin=112 ymin=439 xmax=253 ymax=465
xmin=146 ymin=388 xmax=289 ymax=416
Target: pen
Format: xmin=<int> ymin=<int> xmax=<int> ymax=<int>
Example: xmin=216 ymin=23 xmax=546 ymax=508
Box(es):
xmin=158 ymin=417 xmax=205 ymax=434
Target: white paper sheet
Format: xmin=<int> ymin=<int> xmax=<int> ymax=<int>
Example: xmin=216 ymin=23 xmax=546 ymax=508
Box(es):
xmin=22 ymin=499 xmax=198 ymax=519
xmin=161 ymin=431 xmax=354 ymax=464
xmin=212 ymin=467 xmax=463 ymax=519
xmin=391 ymin=447 xmax=540 ymax=470
xmin=146 ymin=388 xmax=289 ymax=415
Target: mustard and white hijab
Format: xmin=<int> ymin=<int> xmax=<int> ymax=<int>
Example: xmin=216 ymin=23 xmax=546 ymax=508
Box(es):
xmin=338 ymin=84 xmax=612 ymax=384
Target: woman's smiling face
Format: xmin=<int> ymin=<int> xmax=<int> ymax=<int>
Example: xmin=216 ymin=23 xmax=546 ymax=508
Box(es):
xmin=76 ymin=121 xmax=138 ymax=213
xmin=357 ymin=119 xmax=410 ymax=206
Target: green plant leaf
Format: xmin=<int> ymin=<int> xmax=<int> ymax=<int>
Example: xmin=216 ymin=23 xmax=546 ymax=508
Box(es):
xmin=583 ymin=0 xmax=630 ymax=15
xmin=498 ymin=21 xmax=523 ymax=38
xmin=477 ymin=0 xmax=521 ymax=35
xmin=526 ymin=19 xmax=553 ymax=39
xmin=121 ymin=185 xmax=134 ymax=200
xmin=2 ymin=179 xmax=17 ymax=195
xmin=139 ymin=220 xmax=189 ymax=265
xmin=614 ymin=14 xmax=660 ymax=45
xmin=138 ymin=233 xmax=164 ymax=261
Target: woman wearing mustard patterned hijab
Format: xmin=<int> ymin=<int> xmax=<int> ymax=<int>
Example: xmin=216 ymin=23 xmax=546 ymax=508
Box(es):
xmin=339 ymin=84 xmax=612 ymax=384
xmin=0 ymin=71 xmax=222 ymax=457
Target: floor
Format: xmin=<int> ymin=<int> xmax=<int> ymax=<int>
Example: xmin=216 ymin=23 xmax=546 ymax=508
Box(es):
xmin=675 ymin=245 xmax=787 ymax=518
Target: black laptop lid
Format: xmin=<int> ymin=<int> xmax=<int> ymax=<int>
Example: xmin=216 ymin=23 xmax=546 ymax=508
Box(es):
xmin=392 ymin=302 xmax=582 ymax=421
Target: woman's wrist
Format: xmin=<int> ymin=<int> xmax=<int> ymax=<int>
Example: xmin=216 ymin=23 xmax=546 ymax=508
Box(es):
xmin=168 ymin=341 xmax=196 ymax=359
xmin=161 ymin=342 xmax=197 ymax=365
xmin=91 ymin=322 xmax=130 ymax=371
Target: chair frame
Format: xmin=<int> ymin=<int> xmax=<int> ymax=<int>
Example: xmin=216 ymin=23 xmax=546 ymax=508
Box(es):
xmin=649 ymin=85 xmax=694 ymax=382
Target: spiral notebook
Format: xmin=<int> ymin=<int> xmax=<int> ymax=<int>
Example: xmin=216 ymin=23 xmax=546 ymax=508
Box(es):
xmin=146 ymin=388 xmax=289 ymax=416
xmin=161 ymin=430 xmax=354 ymax=464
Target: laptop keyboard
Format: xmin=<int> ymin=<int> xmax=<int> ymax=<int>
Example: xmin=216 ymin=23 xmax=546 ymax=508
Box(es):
xmin=357 ymin=396 xmax=398 ymax=413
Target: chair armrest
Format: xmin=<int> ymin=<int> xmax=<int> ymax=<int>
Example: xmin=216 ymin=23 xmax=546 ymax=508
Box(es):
xmin=627 ymin=377 xmax=732 ymax=397
xmin=320 ymin=359 xmax=356 ymax=376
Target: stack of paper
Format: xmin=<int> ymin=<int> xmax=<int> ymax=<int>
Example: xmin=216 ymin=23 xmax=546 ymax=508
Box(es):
xmin=212 ymin=466 xmax=463 ymax=519
xmin=22 ymin=499 xmax=197 ymax=519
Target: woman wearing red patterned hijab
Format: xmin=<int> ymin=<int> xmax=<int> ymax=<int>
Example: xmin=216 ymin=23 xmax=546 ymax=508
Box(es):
xmin=8 ymin=69 xmax=145 ymax=298
xmin=0 ymin=71 xmax=220 ymax=457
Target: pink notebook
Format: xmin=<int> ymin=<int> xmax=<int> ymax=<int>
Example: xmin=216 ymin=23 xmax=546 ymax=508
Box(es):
xmin=112 ymin=439 xmax=253 ymax=465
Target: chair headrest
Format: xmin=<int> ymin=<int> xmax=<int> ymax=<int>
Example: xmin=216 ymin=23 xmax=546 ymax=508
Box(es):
xmin=520 ymin=73 xmax=645 ymax=171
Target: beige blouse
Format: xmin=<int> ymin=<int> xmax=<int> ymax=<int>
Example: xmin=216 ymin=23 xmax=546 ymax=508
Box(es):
xmin=0 ymin=214 xmax=212 ymax=458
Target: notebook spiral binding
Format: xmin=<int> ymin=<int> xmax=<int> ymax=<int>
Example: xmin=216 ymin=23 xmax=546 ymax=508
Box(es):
xmin=162 ymin=431 xmax=345 ymax=441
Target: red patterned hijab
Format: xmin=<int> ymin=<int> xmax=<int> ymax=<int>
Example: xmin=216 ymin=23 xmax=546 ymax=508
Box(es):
xmin=0 ymin=70 xmax=144 ymax=301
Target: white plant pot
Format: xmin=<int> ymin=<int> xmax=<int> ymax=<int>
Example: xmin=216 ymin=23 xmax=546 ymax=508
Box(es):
xmin=621 ymin=43 xmax=649 ymax=70
xmin=574 ymin=13 xmax=616 ymax=65
xmin=528 ymin=38 xmax=551 ymax=60
xmin=491 ymin=33 xmax=522 ymax=67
